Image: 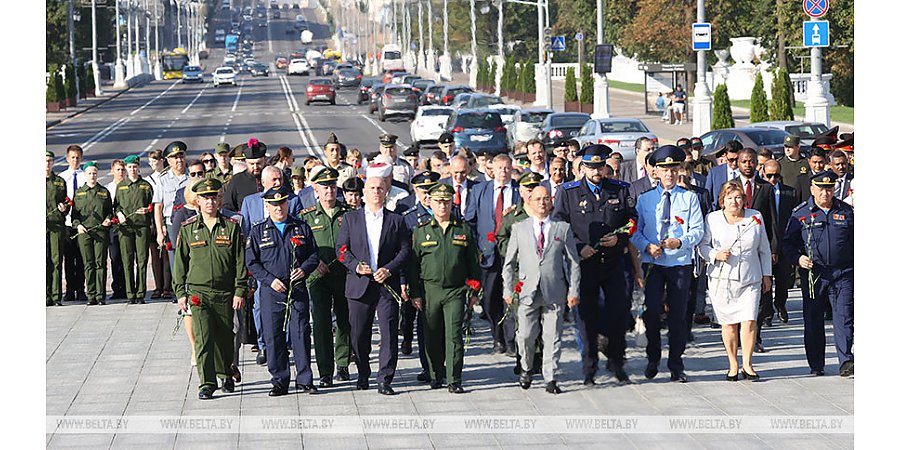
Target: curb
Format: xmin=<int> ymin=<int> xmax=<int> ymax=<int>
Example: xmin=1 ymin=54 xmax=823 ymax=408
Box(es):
xmin=46 ymin=76 xmax=154 ymax=130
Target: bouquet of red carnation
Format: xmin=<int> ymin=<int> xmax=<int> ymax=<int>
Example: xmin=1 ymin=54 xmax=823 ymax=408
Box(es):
xmin=173 ymin=295 xmax=201 ymax=337
xmin=799 ymin=214 xmax=819 ymax=300
xmin=465 ymin=279 xmax=482 ymax=298
xmin=499 ymin=281 xmax=523 ymax=325
xmin=65 ymin=196 xmax=73 ymax=207
xmin=487 ymin=232 xmax=496 ymax=243
xmin=282 ymin=235 xmax=306 ymax=331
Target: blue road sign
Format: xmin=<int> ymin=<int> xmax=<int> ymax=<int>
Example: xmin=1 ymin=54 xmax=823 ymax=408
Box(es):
xmin=550 ymin=36 xmax=566 ymax=52
xmin=692 ymin=23 xmax=712 ymax=51
xmin=803 ymin=20 xmax=829 ymax=48
xmin=803 ymin=0 xmax=829 ymax=18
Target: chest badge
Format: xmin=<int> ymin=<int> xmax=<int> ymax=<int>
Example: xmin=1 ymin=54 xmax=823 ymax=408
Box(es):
xmin=315 ymin=218 xmax=320 ymax=224
xmin=607 ymin=198 xmax=620 ymax=205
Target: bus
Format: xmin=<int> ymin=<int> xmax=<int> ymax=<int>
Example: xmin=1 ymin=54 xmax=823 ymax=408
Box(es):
xmin=380 ymin=44 xmax=403 ymax=72
xmin=161 ymin=48 xmax=190 ymax=79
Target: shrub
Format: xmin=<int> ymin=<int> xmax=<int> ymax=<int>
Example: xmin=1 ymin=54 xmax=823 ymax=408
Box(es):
xmin=749 ymin=72 xmax=768 ymax=123
xmin=712 ymin=83 xmax=735 ymax=130
xmin=564 ymin=67 xmax=577 ymax=102
xmin=580 ymin=64 xmax=593 ymax=104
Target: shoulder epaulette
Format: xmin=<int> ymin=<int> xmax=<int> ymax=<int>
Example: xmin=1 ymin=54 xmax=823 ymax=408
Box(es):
xmin=402 ymin=207 xmax=416 ymax=216
xmin=300 ymin=206 xmax=317 ymax=214
xmin=562 ymin=180 xmax=581 ymax=190
xmin=606 ymin=179 xmax=630 ymax=188
xmin=182 ymin=215 xmax=199 ymax=225
xmin=224 ymin=216 xmax=240 ymax=224
xmin=792 ymin=203 xmax=807 ymax=213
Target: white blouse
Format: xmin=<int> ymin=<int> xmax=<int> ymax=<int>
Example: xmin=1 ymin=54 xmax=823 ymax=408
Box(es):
xmin=699 ymin=209 xmax=772 ymax=284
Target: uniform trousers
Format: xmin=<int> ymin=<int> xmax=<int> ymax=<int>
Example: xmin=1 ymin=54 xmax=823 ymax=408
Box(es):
xmin=517 ymin=291 xmax=563 ymax=382
xmin=190 ymin=288 xmax=235 ymax=390
xmin=259 ymin=285 xmax=313 ymax=388
xmin=148 ymin=217 xmax=168 ymax=294
xmin=47 ymin=226 xmax=65 ymax=303
xmin=118 ymin=225 xmax=150 ymax=300
xmin=801 ymin=268 xmax=854 ymax=370
xmin=576 ymin=257 xmax=629 ymax=377
xmin=422 ymin=283 xmax=466 ymax=384
xmin=348 ymin=283 xmax=400 ymax=385
xmin=64 ymin=227 xmax=86 ymax=297
xmin=108 ymin=227 xmax=126 ymax=296
xmin=308 ymin=272 xmax=352 ymax=378
xmin=482 ymin=258 xmax=516 ymax=350
xmin=77 ymin=230 xmax=109 ymax=301
xmin=643 ymin=264 xmax=692 ymax=373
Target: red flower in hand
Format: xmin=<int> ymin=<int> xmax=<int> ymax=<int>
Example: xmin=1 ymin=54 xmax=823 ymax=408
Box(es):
xmin=627 ymin=218 xmax=637 ymax=237
xmin=466 ymin=279 xmax=481 ymax=292
xmin=809 ymin=213 xmax=817 ymax=221
xmin=146 ymin=204 xmax=154 ymax=213
xmin=190 ymin=295 xmax=201 ymax=306
xmin=172 ymin=203 xmax=183 ymax=212
xmin=338 ymin=244 xmax=348 ymax=263
xmin=64 ymin=196 xmax=73 ymax=206
xmin=752 ymin=215 xmax=762 ymax=225
xmin=165 ymin=241 xmax=173 ymax=251
xmin=798 ymin=215 xmax=807 ymax=223
xmin=513 ymin=281 xmax=523 ymax=294
xmin=110 ymin=217 xmax=120 ymax=225
xmin=487 ymin=232 xmax=496 ymax=243
xmin=674 ymin=216 xmax=685 ymax=225
xmin=290 ymin=236 xmax=303 ymax=247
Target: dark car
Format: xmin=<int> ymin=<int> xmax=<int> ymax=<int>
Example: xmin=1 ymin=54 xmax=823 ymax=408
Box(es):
xmin=537 ymin=112 xmax=592 ymax=147
xmin=383 ymin=69 xmax=407 ymax=84
xmin=357 ymin=78 xmax=382 ymax=104
xmin=397 ymin=74 xmax=422 ymax=85
xmin=317 ymin=60 xmax=338 ymax=76
xmin=699 ymin=128 xmax=792 ymax=160
xmin=411 ymin=79 xmax=435 ymax=101
xmin=290 ymin=49 xmax=306 ymax=60
xmin=462 ymin=94 xmax=504 ymax=109
xmin=368 ymin=84 xmax=388 ymax=114
xmin=249 ymin=62 xmax=269 ymax=77
xmin=377 ymin=85 xmax=418 ymax=122
xmin=273 ymin=10 xmax=281 ymax=19
xmin=422 ymin=84 xmax=445 ymax=106
xmin=181 ymin=65 xmax=203 ymax=83
xmin=334 ymin=67 xmax=363 ymax=88
xmin=446 ymin=109 xmax=509 ymax=155
xmin=438 ymin=85 xmax=474 ymax=106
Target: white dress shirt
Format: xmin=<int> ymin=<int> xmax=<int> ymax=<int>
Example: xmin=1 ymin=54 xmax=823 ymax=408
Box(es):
xmin=364 ymin=206 xmax=384 ymax=269
xmin=59 ymin=167 xmax=84 ymax=226
xmin=491 ymin=181 xmax=513 ymax=212
xmin=532 ymin=217 xmax=547 ymax=250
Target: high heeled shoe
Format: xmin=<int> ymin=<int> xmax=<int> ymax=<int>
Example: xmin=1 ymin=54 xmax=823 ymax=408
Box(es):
xmin=740 ymin=368 xmax=760 ymax=382
xmin=725 ymin=371 xmax=739 ymax=382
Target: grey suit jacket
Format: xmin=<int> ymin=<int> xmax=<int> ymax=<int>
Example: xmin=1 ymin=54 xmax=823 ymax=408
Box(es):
xmin=502 ymin=217 xmax=581 ymax=304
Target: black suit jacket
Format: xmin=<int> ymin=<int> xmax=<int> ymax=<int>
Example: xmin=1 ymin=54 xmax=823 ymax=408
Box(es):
xmin=222 ymin=171 xmax=260 ymax=213
xmin=628 ymin=176 xmax=654 ymax=200
xmin=795 ymin=171 xmax=814 ymax=203
xmin=336 ymin=207 xmax=411 ymax=300
xmin=773 ymin=182 xmax=800 ymax=255
xmin=439 ymin=177 xmax=479 ymax=217
xmin=745 ymin=175 xmax=779 ymax=255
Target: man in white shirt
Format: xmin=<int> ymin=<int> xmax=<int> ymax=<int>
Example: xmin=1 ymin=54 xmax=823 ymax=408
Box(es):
xmin=58 ymin=145 xmax=86 ymax=302
xmin=372 ymin=155 xmax=411 ymax=211
xmin=526 ymin=139 xmax=550 ymax=179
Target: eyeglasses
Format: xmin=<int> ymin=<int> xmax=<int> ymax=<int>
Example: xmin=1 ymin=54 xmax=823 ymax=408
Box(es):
xmin=763 ymin=173 xmax=779 ymax=178
xmin=189 ymin=171 xmax=206 ymax=177
xmin=726 ymin=157 xmax=738 ymax=163
xmin=202 ymin=159 xmax=215 ymax=164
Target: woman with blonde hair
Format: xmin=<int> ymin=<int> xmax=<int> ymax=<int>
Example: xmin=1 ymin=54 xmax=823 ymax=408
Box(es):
xmin=171 ymin=178 xmax=201 ymax=367
xmin=699 ymin=180 xmax=772 ymax=381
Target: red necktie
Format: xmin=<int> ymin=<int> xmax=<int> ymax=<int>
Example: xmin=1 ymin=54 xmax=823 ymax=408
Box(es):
xmin=745 ymin=180 xmax=753 ymax=206
xmin=537 ymin=221 xmax=545 ymax=257
xmin=494 ymin=186 xmax=505 ymax=233
xmin=454 ymin=184 xmax=462 ymax=206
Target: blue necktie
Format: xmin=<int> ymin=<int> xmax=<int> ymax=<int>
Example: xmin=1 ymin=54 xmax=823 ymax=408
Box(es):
xmin=660 ymin=191 xmax=671 ymax=239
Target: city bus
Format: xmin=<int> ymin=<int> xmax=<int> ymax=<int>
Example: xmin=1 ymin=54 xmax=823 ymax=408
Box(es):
xmin=161 ymin=48 xmax=190 ymax=79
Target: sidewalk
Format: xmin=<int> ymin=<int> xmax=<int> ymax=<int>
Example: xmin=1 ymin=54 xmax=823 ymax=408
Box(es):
xmin=46 ymin=81 xmax=137 ymax=129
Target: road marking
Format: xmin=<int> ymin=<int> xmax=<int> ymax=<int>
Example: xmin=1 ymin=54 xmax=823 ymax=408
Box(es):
xmin=231 ymin=81 xmax=243 ymax=112
xmin=80 ymin=117 xmax=132 ymax=151
xmin=130 ymin=82 xmax=178 ymax=116
xmin=181 ymin=86 xmax=208 ymax=114
xmin=296 ymin=113 xmax=322 ymax=153
xmin=291 ymin=113 xmax=315 ymax=157
xmin=278 ymin=76 xmax=295 ymax=112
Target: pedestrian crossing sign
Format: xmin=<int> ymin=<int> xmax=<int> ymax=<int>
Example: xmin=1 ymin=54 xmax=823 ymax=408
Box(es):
xmin=550 ymin=36 xmax=566 ymax=52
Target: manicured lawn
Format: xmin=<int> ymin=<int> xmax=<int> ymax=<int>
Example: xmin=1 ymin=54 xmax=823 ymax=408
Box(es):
xmin=608 ymin=80 xmax=644 ymax=94
xmin=729 ymin=99 xmax=853 ymax=125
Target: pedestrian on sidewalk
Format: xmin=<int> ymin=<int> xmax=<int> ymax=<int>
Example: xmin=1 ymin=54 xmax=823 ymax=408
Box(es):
xmin=673 ymin=85 xmax=687 ymax=125
xmin=656 ymin=92 xmax=668 ymax=122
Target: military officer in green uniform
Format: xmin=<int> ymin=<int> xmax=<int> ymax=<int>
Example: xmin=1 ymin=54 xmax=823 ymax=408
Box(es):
xmin=408 ymin=183 xmax=481 ymax=394
xmin=300 ymin=167 xmax=353 ymax=387
xmin=114 ymin=155 xmax=155 ymax=304
xmin=71 ymin=161 xmax=114 ymax=305
xmin=173 ymin=178 xmax=249 ymax=400
xmin=210 ymin=143 xmax=234 ymax=185
xmin=47 ymin=150 xmax=70 ymax=306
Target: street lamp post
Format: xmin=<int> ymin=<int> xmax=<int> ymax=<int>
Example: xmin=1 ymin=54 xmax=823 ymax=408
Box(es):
xmin=176 ymin=0 xmax=182 ymax=49
xmin=439 ymin=0 xmax=450 ymax=81
xmin=592 ymin=0 xmax=610 ymax=118
xmin=91 ymin=0 xmax=103 ymax=95
xmin=126 ymin=0 xmax=134 ymax=79
xmin=134 ymin=1 xmax=144 ymax=74
xmin=114 ymin=0 xmax=127 ymax=87
xmin=426 ymin=0 xmax=433 ymax=72
xmin=417 ymin=0 xmax=424 ymax=73
xmin=154 ymin=0 xmax=162 ymax=80
xmin=692 ymin=0 xmax=713 ymax=135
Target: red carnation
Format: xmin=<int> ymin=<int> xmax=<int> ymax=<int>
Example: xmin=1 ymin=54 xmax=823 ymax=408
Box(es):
xmin=248 ymin=137 xmax=259 ymax=148
xmin=809 ymin=213 xmax=817 ymax=221
xmin=752 ymin=215 xmax=762 ymax=225
xmin=513 ymin=281 xmax=523 ymax=294
xmin=165 ymin=241 xmax=173 ymax=251
xmin=674 ymin=216 xmax=685 ymax=225
xmin=172 ymin=203 xmax=183 ymax=212
xmin=338 ymin=244 xmax=348 ymax=263
xmin=190 ymin=295 xmax=201 ymax=306
xmin=627 ymin=218 xmax=637 ymax=237
xmin=290 ymin=236 xmax=303 ymax=247
xmin=798 ymin=215 xmax=807 ymax=223
xmin=487 ymin=232 xmax=496 ymax=243
xmin=64 ymin=196 xmax=73 ymax=206
xmin=466 ymin=279 xmax=481 ymax=292
xmin=146 ymin=204 xmax=154 ymax=213
xmin=110 ymin=217 xmax=119 ymax=225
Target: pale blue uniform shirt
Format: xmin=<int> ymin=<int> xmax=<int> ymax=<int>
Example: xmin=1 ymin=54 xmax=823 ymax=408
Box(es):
xmin=631 ymin=184 xmax=704 ymax=267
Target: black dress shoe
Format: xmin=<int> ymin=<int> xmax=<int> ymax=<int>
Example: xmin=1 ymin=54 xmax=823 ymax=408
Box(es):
xmin=319 ymin=375 xmax=333 ymax=388
xmin=88 ymin=299 xmax=99 ymax=306
xmin=740 ymin=368 xmax=760 ymax=382
xmin=839 ymin=361 xmax=854 ymax=377
xmin=336 ymin=367 xmax=351 ymax=381
xmin=763 ymin=317 xmax=773 ymax=328
xmin=269 ymin=384 xmax=288 ymax=397
xmin=613 ymin=366 xmax=631 ymax=384
xmin=448 ymin=383 xmax=465 ymax=394
xmin=296 ymin=383 xmax=318 ymax=394
xmin=670 ymin=372 xmax=688 ymax=383
xmin=356 ymin=381 xmax=369 ymax=390
xmin=811 ymin=369 xmax=825 ymax=376
xmin=754 ymin=341 xmax=766 ymax=353
xmin=377 ymin=383 xmax=395 ymax=395
xmin=256 ymin=351 xmax=267 ymax=365
xmin=54 ymin=301 xmax=63 ymax=306
xmin=150 ymin=291 xmax=162 ymax=299
xmin=138 ymin=298 xmax=146 ymax=304
xmin=76 ymin=292 xmax=89 ymax=302
xmin=231 ymin=365 xmax=242 ymax=383
xmin=198 ymin=387 xmax=214 ymax=399
xmin=64 ymin=292 xmax=75 ymax=302
xmin=726 ymin=371 xmax=739 ymax=381
xmin=645 ymin=363 xmax=659 ymax=380
xmin=430 ymin=379 xmax=444 ymax=389
xmin=583 ymin=375 xmax=595 ymax=386
xmin=222 ymin=377 xmax=235 ymax=393
xmin=416 ymin=371 xmax=432 ymax=383
xmin=777 ymin=307 xmax=789 ymax=324
xmin=129 ymin=299 xmax=136 ymax=304
xmin=710 ymin=322 xmax=722 ymax=329
xmin=46 ymin=300 xmax=54 ymax=307
xmin=693 ymin=313 xmax=711 ymax=325
xmin=493 ymin=342 xmax=506 ymax=354
xmin=98 ymin=298 xmax=107 ymax=305
xmin=545 ymin=381 xmax=562 ymax=394
xmin=401 ymin=339 xmax=413 ymax=355
xmin=519 ymin=372 xmax=532 ymax=390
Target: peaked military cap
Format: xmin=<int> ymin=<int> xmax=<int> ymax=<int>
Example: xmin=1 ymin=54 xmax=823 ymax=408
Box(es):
xmin=192 ymin=178 xmax=223 ymax=196
xmin=810 ymin=170 xmax=838 ymax=188
xmin=230 ymin=143 xmax=248 ymax=160
xmin=428 ymin=183 xmax=454 ymax=201
xmin=438 ymin=132 xmax=454 ymax=144
xmin=46 ymin=150 xmax=55 ymax=158
xmin=651 ymin=145 xmax=686 ymax=167
xmin=411 ymin=171 xmax=440 ymax=189
xmin=578 ymin=144 xmax=613 ymax=166
xmin=379 ymin=133 xmax=398 ymax=145
xmin=262 ymin=185 xmax=291 ymax=203
xmin=311 ymin=167 xmax=339 ymax=185
xmin=519 ymin=171 xmax=544 ymax=187
xmin=164 ymin=141 xmax=187 ymax=158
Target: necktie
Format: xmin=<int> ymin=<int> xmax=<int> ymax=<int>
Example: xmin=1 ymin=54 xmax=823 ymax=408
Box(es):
xmin=660 ymin=191 xmax=671 ymax=239
xmin=537 ymin=221 xmax=545 ymax=257
xmin=745 ymin=180 xmax=753 ymax=206
xmin=835 ymin=178 xmax=844 ymax=199
xmin=72 ymin=171 xmax=78 ymax=192
xmin=454 ymin=184 xmax=461 ymax=206
xmin=494 ymin=186 xmax=505 ymax=233
xmin=593 ymin=187 xmax=600 ymax=201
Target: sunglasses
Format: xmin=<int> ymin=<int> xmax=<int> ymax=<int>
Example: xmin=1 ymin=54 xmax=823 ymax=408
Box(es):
xmin=202 ymin=159 xmax=215 ymax=164
xmin=763 ymin=173 xmax=779 ymax=178
xmin=189 ymin=171 xmax=206 ymax=177
xmin=726 ymin=157 xmax=738 ymax=163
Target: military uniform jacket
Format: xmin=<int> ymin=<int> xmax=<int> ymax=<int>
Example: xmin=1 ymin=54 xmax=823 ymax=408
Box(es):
xmin=326 ymin=161 xmax=357 ymax=187
xmin=71 ymin=183 xmax=113 ymax=230
xmin=402 ymin=202 xmax=434 ymax=233
xmin=552 ymin=178 xmax=636 ymax=261
xmin=46 ymin=172 xmax=69 ymax=229
xmin=777 ymin=155 xmax=809 ymax=189
xmin=114 ymin=177 xmax=155 ymax=228
xmin=245 ymin=217 xmax=320 ymax=296
xmin=783 ymin=197 xmax=853 ymax=279
xmin=210 ymin=166 xmax=233 ymax=186
xmin=407 ymin=218 xmax=481 ymax=300
xmin=300 ymin=202 xmax=350 ymax=270
xmin=495 ymin=202 xmax=529 ymax=257
xmin=173 ymin=214 xmax=249 ymax=298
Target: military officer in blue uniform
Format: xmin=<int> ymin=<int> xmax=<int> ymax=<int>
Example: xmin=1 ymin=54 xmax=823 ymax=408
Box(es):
xmin=783 ymin=171 xmax=854 ymax=377
xmin=553 ymin=144 xmax=636 ymax=385
xmin=245 ymin=185 xmax=321 ymax=396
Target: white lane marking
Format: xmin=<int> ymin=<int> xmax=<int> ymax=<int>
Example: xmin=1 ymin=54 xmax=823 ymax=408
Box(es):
xmin=83 ymin=117 xmax=133 ymax=151
xmin=181 ymin=86 xmax=208 ymax=114
xmin=361 ymin=115 xmax=409 ymax=150
xmin=291 ymin=113 xmax=315 ymax=156
xmin=282 ymin=75 xmax=301 ymax=111
xmin=267 ymin=16 xmax=273 ymax=53
xmin=231 ymin=81 xmax=243 ymax=112
xmin=219 ymin=135 xmax=226 ymax=143
xmin=296 ymin=113 xmax=322 ymax=154
xmin=130 ymin=82 xmax=179 ymax=115
xmin=279 ymin=76 xmax=295 ymax=112
xmin=138 ymin=138 xmax=161 ymax=157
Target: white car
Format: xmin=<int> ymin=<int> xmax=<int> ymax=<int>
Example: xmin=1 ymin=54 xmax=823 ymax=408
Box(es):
xmin=223 ymin=54 xmax=237 ymax=66
xmin=488 ymin=104 xmax=521 ymax=126
xmin=410 ymin=106 xmax=454 ymax=144
xmin=212 ymin=67 xmax=237 ymax=87
xmin=507 ymin=108 xmax=553 ymax=148
xmin=288 ymin=58 xmax=310 ymax=75
xmin=214 ymin=29 xmax=226 ymax=43
xmin=573 ymin=118 xmax=657 ymax=161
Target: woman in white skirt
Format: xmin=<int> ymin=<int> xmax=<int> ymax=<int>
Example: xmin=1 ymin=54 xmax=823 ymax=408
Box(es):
xmin=699 ymin=181 xmax=772 ymax=381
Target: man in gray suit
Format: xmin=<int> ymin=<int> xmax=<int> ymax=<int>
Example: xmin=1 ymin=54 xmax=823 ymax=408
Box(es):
xmin=503 ymin=186 xmax=580 ymax=394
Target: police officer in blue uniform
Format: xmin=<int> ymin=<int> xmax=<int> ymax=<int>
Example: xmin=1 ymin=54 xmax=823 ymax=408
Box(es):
xmin=783 ymin=171 xmax=854 ymax=377
xmin=553 ymin=144 xmax=636 ymax=385
xmin=245 ymin=185 xmax=321 ymax=396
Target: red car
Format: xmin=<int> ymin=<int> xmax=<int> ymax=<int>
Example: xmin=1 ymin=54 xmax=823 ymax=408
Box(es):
xmin=275 ymin=57 xmax=288 ymax=69
xmin=305 ymin=78 xmax=336 ymax=105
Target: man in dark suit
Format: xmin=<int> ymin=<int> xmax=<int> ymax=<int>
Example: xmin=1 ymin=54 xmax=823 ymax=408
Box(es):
xmin=620 ymin=137 xmax=655 ymax=184
xmin=336 ymin=163 xmax=411 ymax=395
xmin=223 ymin=139 xmax=268 ymax=212
xmin=628 ymin=152 xmax=656 ymax=200
xmin=760 ymin=159 xmax=800 ymax=325
xmin=794 ymin=147 xmax=828 ymax=202
xmin=440 ymin=155 xmax=479 ymax=219
xmin=704 ymin=140 xmax=743 ymax=209
xmin=465 ymin=154 xmax=521 ymax=356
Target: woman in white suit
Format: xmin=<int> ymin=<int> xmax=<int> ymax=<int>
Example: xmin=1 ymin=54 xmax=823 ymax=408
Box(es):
xmin=700 ymin=180 xmax=772 ymax=381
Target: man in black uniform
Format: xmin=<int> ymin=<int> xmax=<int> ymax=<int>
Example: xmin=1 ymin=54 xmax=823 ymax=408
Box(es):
xmin=223 ymin=138 xmax=268 ymax=212
xmin=552 ymin=144 xmax=636 ymax=385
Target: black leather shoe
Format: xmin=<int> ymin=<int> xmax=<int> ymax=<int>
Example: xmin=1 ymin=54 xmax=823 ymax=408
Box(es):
xmin=754 ymin=341 xmax=766 ymax=353
xmin=231 ymin=365 xmax=242 ymax=383
xmin=763 ymin=317 xmax=773 ymax=328
xmin=356 ymin=381 xmax=369 ymax=390
xmin=222 ymin=377 xmax=235 ymax=393
xmin=401 ymin=339 xmax=412 ymax=355
xmin=512 ymin=363 xmax=522 ymax=375
xmin=198 ymin=387 xmax=214 ymax=399
xmin=777 ymin=307 xmax=789 ymax=324
xmin=583 ymin=375 xmax=595 ymax=386
xmin=129 ymin=299 xmax=136 ymax=304
xmin=138 ymin=298 xmax=146 ymax=304
xmin=645 ymin=363 xmax=659 ymax=380
xmin=430 ymin=379 xmax=443 ymax=389
xmin=377 ymin=383 xmax=395 ymax=395
xmin=613 ymin=366 xmax=631 ymax=384
xmin=256 ymin=351 xmax=267 ymax=365
xmin=670 ymin=372 xmax=688 ymax=383
xmin=839 ymin=361 xmax=854 ymax=377
xmin=46 ymin=300 xmax=54 ymax=307
xmin=336 ymin=367 xmax=350 ymax=381
xmin=64 ymin=292 xmax=75 ymax=302
xmin=448 ymin=383 xmax=464 ymax=394
xmin=504 ymin=348 xmax=517 ymax=358
xmin=416 ymin=371 xmax=432 ymax=383
xmin=726 ymin=371 xmax=739 ymax=381
xmin=319 ymin=375 xmax=333 ymax=388
xmin=98 ymin=298 xmax=107 ymax=305
xmin=740 ymin=368 xmax=760 ymax=382
xmin=710 ymin=322 xmax=722 ymax=329
xmin=296 ymin=383 xmax=318 ymax=394
xmin=545 ymin=380 xmax=562 ymax=394
xmin=811 ymin=368 xmax=825 ymax=376
xmin=76 ymin=292 xmax=89 ymax=302
xmin=693 ymin=313 xmax=711 ymax=325
xmin=269 ymin=384 xmax=288 ymax=397
xmin=88 ymin=299 xmax=99 ymax=306
xmin=54 ymin=301 xmax=63 ymax=306
xmin=519 ymin=372 xmax=532 ymax=390
xmin=493 ymin=342 xmax=506 ymax=354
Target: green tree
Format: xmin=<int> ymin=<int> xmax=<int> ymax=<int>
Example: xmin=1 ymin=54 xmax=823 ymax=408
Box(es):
xmin=564 ymin=67 xmax=577 ymax=102
xmin=501 ymin=58 xmax=516 ymax=92
xmin=64 ymin=64 xmax=77 ymax=101
xmin=46 ymin=0 xmax=69 ymax=66
xmin=85 ymin=64 xmax=95 ymax=94
xmin=516 ymin=60 xmax=527 ymax=93
xmin=580 ymin=64 xmax=593 ymax=104
xmin=46 ymin=67 xmax=62 ymax=103
xmin=523 ymin=61 xmax=536 ymax=94
xmin=769 ymin=67 xmax=794 ymax=121
xmin=712 ymin=84 xmax=735 ymax=130
xmin=488 ymin=60 xmax=497 ymax=92
xmin=749 ymin=72 xmax=768 ymax=123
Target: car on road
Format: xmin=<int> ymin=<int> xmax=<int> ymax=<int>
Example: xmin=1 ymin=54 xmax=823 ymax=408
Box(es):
xmin=506 ymin=108 xmax=553 ymax=147
xmin=288 ymin=58 xmax=310 ymax=75
xmin=334 ymin=68 xmax=363 ymax=88
xmin=422 ymin=84 xmax=445 ymax=106
xmin=249 ymin=62 xmax=269 ymax=77
xmin=181 ymin=65 xmax=203 ymax=83
xmin=317 ymin=60 xmax=338 ymax=76
xmin=243 ymin=14 xmax=253 ymax=22
xmin=746 ymin=120 xmax=829 ymax=147
xmin=257 ymin=20 xmax=268 ymax=27
xmin=214 ymin=29 xmax=226 ymax=43
xmin=536 ymin=112 xmax=591 ymax=147
xmin=699 ymin=127 xmax=792 ymax=160
xmin=377 ymin=85 xmax=419 ymax=122
xmin=396 ymin=74 xmax=422 ymax=85
xmin=306 ymin=78 xmax=336 ymax=105
xmin=292 ymin=3 xmax=300 ymax=9
xmin=573 ymin=118 xmax=657 ymax=160
xmin=224 ymin=54 xmax=237 ymax=66
xmin=222 ymin=0 xmax=231 ymax=9
xmin=450 ymin=93 xmax=476 ymax=110
xmin=357 ymin=78 xmax=382 ymax=104
xmin=410 ymin=106 xmax=454 ymax=145
xmin=368 ymin=84 xmax=388 ymax=113
xmin=460 ymin=93 xmax=504 ymax=109
xmin=438 ymin=85 xmax=474 ymax=106
xmin=487 ymin=104 xmax=521 ymax=126
xmin=257 ymin=10 xmax=266 ymax=19
xmin=275 ymin=56 xmax=289 ymax=69
xmin=285 ymin=25 xmax=296 ymax=34
xmin=290 ymin=49 xmax=306 ymax=60
xmin=411 ymin=79 xmax=435 ymax=102
xmin=382 ymin=69 xmax=406 ymax=84
xmin=446 ymin=109 xmax=509 ymax=155
xmin=212 ymin=67 xmax=237 ymax=87
xmin=273 ymin=10 xmax=281 ymax=19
